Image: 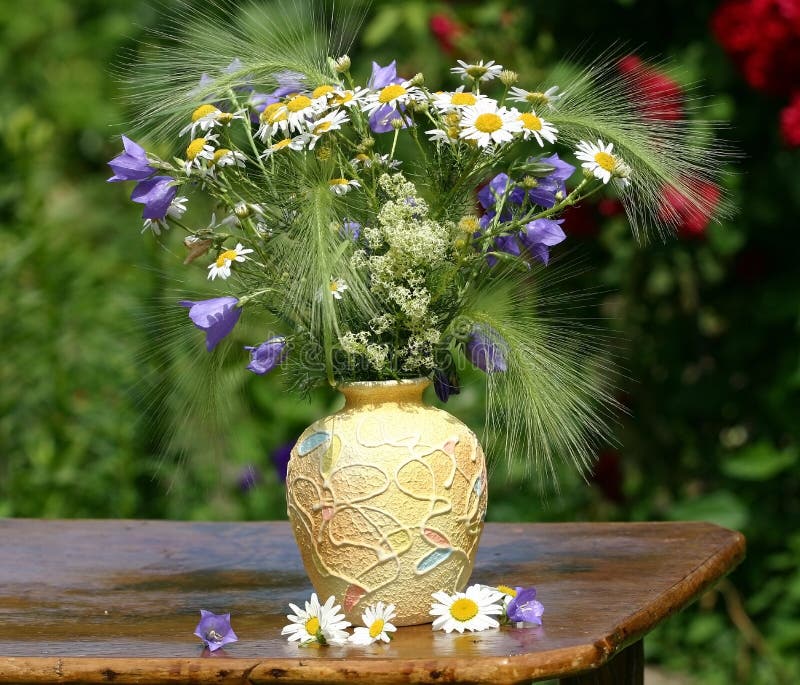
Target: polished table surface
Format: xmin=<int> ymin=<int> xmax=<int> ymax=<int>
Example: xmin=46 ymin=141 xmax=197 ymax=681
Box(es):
xmin=0 ymin=519 xmax=745 ymax=684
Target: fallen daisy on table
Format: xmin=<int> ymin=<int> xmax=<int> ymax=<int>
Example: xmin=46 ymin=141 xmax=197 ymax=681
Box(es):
xmin=430 ymin=584 xmax=505 ymax=633
xmin=348 ymin=601 xmax=398 ymax=645
xmin=282 ymin=593 xmax=351 ymax=645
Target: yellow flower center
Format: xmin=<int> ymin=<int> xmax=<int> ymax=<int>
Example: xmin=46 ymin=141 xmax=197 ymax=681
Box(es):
xmin=458 ymin=216 xmax=480 ymax=233
xmin=191 ymin=104 xmax=219 ymax=121
xmin=519 ymin=113 xmax=542 ymax=131
xmin=474 ymin=113 xmax=503 ymax=133
xmin=450 ymin=598 xmax=479 ymax=622
xmin=497 ymin=585 xmax=517 ymax=597
xmin=378 ymin=84 xmax=407 ymax=103
xmin=466 ymin=65 xmax=488 ymax=79
xmin=355 ymin=153 xmax=370 ymax=163
xmin=329 ymin=178 xmax=348 ymax=187
xmin=272 ymin=139 xmax=292 ymax=151
xmin=218 ymin=112 xmax=234 ymax=123
xmin=450 ymin=91 xmax=476 ymax=106
xmin=312 ymin=85 xmax=335 ymax=98
xmin=525 ymin=91 xmax=548 ymax=106
xmin=212 ymin=148 xmax=231 ymax=164
xmin=368 ymin=619 xmax=385 ymax=638
xmin=186 ymin=138 xmax=207 ymax=160
xmin=304 ymin=616 xmax=320 ymax=635
xmin=329 ymin=280 xmax=340 ymax=291
xmin=286 ymin=95 xmax=312 ymax=112
xmin=594 ymin=151 xmax=616 ymax=172
xmin=445 ymin=112 xmax=460 ymax=126
xmin=261 ymin=103 xmax=285 ymax=123
xmin=314 ymin=121 xmax=333 ymax=133
xmin=331 ymin=92 xmax=353 ymax=105
xmin=215 ymin=249 xmax=238 ymax=267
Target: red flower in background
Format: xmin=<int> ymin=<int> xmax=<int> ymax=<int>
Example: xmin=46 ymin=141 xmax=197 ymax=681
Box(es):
xmin=780 ymin=92 xmax=800 ymax=146
xmin=429 ymin=13 xmax=464 ymax=54
xmin=618 ymin=55 xmax=684 ymax=121
xmin=712 ymin=0 xmax=800 ymax=96
xmin=659 ymin=181 xmax=722 ymax=239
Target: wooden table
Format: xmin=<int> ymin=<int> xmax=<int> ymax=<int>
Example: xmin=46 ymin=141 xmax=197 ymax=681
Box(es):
xmin=0 ymin=520 xmax=744 ymax=684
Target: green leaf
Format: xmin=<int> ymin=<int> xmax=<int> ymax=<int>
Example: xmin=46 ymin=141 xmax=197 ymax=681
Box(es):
xmin=667 ymin=491 xmax=748 ymax=530
xmin=722 ymin=443 xmax=797 ymax=481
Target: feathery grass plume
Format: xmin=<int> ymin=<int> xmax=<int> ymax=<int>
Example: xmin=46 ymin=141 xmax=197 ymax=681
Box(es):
xmin=122 ymin=0 xmax=364 ymax=142
xmin=542 ymin=48 xmax=736 ymax=242
xmin=458 ymin=260 xmax=622 ymax=484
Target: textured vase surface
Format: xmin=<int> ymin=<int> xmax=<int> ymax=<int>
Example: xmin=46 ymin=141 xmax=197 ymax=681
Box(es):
xmin=286 ymin=378 xmax=487 ymax=626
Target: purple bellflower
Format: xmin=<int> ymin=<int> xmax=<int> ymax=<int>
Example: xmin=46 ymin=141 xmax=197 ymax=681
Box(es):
xmin=341 ymin=220 xmax=361 ymax=241
xmin=130 ymin=175 xmax=178 ymax=220
xmin=433 ymin=369 xmax=461 ymax=403
xmin=194 ymin=610 xmax=238 ymax=652
xmin=518 ymin=218 xmax=566 ymax=266
xmin=179 ymin=297 xmax=242 ymax=351
xmin=107 ymin=135 xmax=155 ymax=182
xmin=506 ymin=587 xmax=544 ymax=625
xmin=244 ymin=336 xmax=287 ymax=375
xmin=466 ymin=325 xmax=508 ymax=373
xmin=368 ymin=60 xmax=406 ymax=133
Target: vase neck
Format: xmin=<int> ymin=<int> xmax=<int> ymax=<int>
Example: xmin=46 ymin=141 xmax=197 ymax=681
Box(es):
xmin=339 ymin=378 xmax=430 ymax=409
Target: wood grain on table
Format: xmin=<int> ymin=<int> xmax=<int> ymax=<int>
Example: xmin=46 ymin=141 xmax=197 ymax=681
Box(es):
xmin=0 ymin=520 xmax=745 ymax=684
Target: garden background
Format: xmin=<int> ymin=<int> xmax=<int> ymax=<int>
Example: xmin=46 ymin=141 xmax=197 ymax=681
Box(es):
xmin=1 ymin=0 xmax=799 ymax=683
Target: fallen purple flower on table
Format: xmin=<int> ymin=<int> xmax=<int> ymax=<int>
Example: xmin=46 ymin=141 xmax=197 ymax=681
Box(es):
xmin=506 ymin=587 xmax=544 ymax=625
xmin=194 ymin=610 xmax=238 ymax=651
xmin=245 ymin=336 xmax=287 ymax=375
xmin=107 ymin=135 xmax=155 ymax=182
xmin=179 ymin=297 xmax=242 ymax=351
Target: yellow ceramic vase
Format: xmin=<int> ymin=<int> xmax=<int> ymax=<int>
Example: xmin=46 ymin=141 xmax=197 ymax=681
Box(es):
xmin=286 ymin=378 xmax=487 ymax=626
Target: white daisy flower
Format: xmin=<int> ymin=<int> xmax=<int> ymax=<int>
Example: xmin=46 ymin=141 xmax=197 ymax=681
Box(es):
xmin=351 ymin=153 xmax=401 ymax=169
xmin=281 ymin=593 xmax=351 ymax=646
xmin=329 ymin=278 xmax=348 ymax=299
xmin=310 ymin=109 xmax=350 ymax=137
xmin=450 ymin=59 xmax=504 ymax=83
xmin=328 ymin=178 xmax=360 ymax=195
xmin=362 ymin=82 xmax=421 ymax=116
xmin=430 ymin=584 xmax=504 ymax=633
xmin=425 ymin=126 xmax=460 ymax=145
xmin=432 ymin=86 xmax=486 ymax=112
xmin=256 ymin=102 xmax=291 ymax=141
xmin=260 ymin=136 xmax=308 ymax=158
xmin=211 ymin=148 xmax=246 ymax=169
xmin=575 ymin=139 xmax=632 ymax=188
xmin=184 ymin=134 xmax=218 ymax=174
xmin=459 ymin=101 xmax=522 ymax=148
xmin=329 ymin=86 xmax=369 ymax=109
xmin=508 ymin=85 xmax=564 ymax=109
xmin=280 ymin=93 xmax=326 ymax=133
xmin=180 ymin=104 xmax=248 ymax=138
xmin=348 ymin=602 xmax=397 ymax=645
xmin=516 ymin=109 xmax=558 ymax=146
xmin=141 ymin=195 xmax=188 ymax=236
xmin=207 ymin=242 xmax=254 ymax=281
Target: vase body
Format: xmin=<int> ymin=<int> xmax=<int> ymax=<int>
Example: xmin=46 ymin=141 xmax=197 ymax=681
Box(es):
xmin=286 ymin=378 xmax=487 ymax=626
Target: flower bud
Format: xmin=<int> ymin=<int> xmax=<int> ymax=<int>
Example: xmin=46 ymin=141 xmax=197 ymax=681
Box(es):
xmin=390 ymin=117 xmax=404 ymax=130
xmin=410 ymin=72 xmax=425 ymax=87
xmin=499 ymin=70 xmax=518 ymax=86
xmin=333 ymin=55 xmax=351 ymax=73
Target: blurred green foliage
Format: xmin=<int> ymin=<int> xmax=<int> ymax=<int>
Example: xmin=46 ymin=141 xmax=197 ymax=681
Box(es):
xmin=1 ymin=1 xmax=799 ymax=683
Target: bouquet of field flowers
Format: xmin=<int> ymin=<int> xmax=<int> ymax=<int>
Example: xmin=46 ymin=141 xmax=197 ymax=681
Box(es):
xmin=110 ymin=4 xmax=728 ymax=477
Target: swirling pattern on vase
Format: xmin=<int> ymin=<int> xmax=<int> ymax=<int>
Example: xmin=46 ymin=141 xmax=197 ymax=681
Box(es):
xmin=286 ymin=379 xmax=487 ymax=626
